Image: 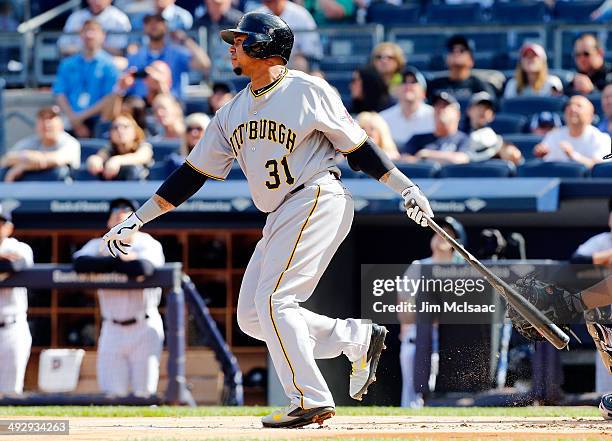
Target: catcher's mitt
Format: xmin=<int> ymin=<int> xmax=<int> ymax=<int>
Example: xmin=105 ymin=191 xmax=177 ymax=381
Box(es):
xmin=507 ymin=273 xmax=584 ymax=342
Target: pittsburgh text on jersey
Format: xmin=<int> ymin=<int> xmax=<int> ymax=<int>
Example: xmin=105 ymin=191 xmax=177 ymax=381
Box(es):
xmin=229 ymin=119 xmax=297 ymax=155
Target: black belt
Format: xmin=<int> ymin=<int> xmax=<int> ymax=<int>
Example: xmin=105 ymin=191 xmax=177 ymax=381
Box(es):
xmin=289 ymin=171 xmax=340 ymax=195
xmin=0 ymin=319 xmax=17 ymax=328
xmin=105 ymin=314 xmax=150 ymax=326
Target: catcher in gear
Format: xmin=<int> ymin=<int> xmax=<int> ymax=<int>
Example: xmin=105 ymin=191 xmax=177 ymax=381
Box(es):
xmin=508 ymin=273 xmax=612 ymax=419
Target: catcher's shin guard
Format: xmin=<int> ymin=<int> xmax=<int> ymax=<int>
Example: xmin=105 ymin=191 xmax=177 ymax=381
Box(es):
xmin=585 ymin=308 xmax=612 ymax=376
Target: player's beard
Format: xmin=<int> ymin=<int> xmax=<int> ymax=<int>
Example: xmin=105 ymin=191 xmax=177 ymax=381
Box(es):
xmin=233 ymin=66 xmax=243 ymax=76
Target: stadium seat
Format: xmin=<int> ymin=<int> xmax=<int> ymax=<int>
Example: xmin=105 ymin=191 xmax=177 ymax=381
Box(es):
xmin=591 ymin=162 xmax=612 ymax=178
xmin=489 ymin=114 xmax=528 ymax=135
xmin=502 ymin=134 xmax=543 ymax=160
xmin=554 ymin=1 xmax=603 ymax=23
xmin=367 ymin=3 xmax=421 ymax=25
xmin=517 ymin=160 xmax=588 ymax=178
xmin=18 ymin=167 xmax=71 ymax=182
xmin=71 ymin=168 xmax=98 ymax=181
xmin=78 ymin=138 xmax=108 ymax=161
xmin=151 ymin=140 xmax=181 ymax=162
xmin=500 ymin=96 xmax=568 ymax=118
xmin=438 ymin=160 xmax=516 ymax=178
xmin=426 ymin=3 xmax=483 ymax=24
xmin=490 ymin=1 xmax=548 ymax=24
xmin=184 ymin=98 xmax=209 ymax=115
xmin=147 ymin=163 xmax=172 ymax=181
xmin=395 ymin=161 xmax=440 ymax=178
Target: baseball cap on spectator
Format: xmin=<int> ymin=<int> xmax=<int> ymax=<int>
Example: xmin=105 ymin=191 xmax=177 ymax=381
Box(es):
xmin=402 ymin=66 xmax=427 ymax=90
xmin=109 ymin=198 xmax=139 ymax=213
xmin=0 ymin=204 xmax=12 ymax=223
xmin=446 ymin=35 xmax=474 ymax=54
xmin=469 ymin=91 xmax=495 ymax=109
xmin=467 ymin=127 xmax=503 ymax=162
xmin=212 ymin=81 xmax=235 ymax=95
xmin=432 ymin=91 xmax=460 ymax=110
xmin=437 ymin=216 xmax=467 ymax=245
xmin=530 ymin=111 xmax=562 ymax=131
xmin=37 ymin=105 xmax=61 ymax=119
xmin=143 ymin=13 xmax=166 ymax=24
xmin=520 ymin=43 xmax=547 ymax=61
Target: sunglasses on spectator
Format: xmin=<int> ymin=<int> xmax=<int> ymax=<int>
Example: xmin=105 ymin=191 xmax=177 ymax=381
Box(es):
xmin=574 ymin=51 xmax=594 ymax=58
xmin=110 ymin=123 xmax=132 ymax=130
xmin=187 ymin=126 xmax=204 ymax=132
xmin=374 ymin=54 xmax=395 ymax=61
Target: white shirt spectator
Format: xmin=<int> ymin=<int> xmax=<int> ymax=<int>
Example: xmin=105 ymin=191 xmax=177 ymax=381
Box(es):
xmin=575 ymin=232 xmax=612 ymax=257
xmin=380 ymin=103 xmax=435 ymax=147
xmin=160 ymin=3 xmax=193 ymax=31
xmin=12 ymin=132 xmax=81 ymax=169
xmin=259 ymin=2 xmax=322 ymax=60
xmin=503 ymin=75 xmax=563 ymax=99
xmin=542 ymin=125 xmax=610 ymax=163
xmin=0 ymin=238 xmax=33 ymax=319
xmin=58 ymin=6 xmax=132 ymax=54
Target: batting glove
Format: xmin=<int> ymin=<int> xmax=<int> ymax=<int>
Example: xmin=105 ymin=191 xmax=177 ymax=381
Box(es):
xmin=402 ymin=185 xmax=434 ymax=227
xmin=102 ymin=213 xmax=143 ymax=257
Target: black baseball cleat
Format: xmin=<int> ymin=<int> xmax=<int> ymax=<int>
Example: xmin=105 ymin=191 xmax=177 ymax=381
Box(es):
xmin=261 ymin=404 xmax=335 ymax=428
xmin=350 ymin=324 xmax=388 ymax=400
xmin=600 ymin=393 xmax=612 ymax=420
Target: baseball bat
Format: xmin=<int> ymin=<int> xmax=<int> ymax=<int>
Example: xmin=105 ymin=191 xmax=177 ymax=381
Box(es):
xmin=424 ymin=215 xmax=570 ymax=350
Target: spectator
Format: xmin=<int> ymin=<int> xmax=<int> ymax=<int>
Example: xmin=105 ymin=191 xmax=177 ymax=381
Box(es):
xmin=194 ymin=0 xmax=243 ymax=28
xmin=380 ymin=67 xmax=434 ymax=147
xmin=166 ymin=112 xmax=211 ymax=171
xmin=304 ymin=0 xmax=356 ymax=25
xmin=53 ymin=20 xmax=120 ymax=138
xmin=260 ymin=0 xmax=322 ymax=61
xmin=151 ymin=94 xmax=185 ymax=140
xmin=0 ymin=204 xmax=34 ymax=396
xmin=154 ymin=0 xmax=193 ymax=31
xmin=529 ymin=111 xmax=562 ymax=136
xmin=598 ymin=83 xmax=612 ymax=136
xmin=208 ymin=81 xmax=235 ymax=115
xmin=103 ymin=60 xmax=173 ymax=122
xmin=503 ymin=43 xmax=563 ymax=99
xmin=464 ymin=91 xmax=495 ymax=133
xmin=349 ymin=66 xmax=394 ymax=114
xmin=0 ymin=107 xmax=80 ymax=182
xmin=356 ymin=111 xmax=400 ymax=160
xmin=571 ymin=199 xmax=612 ymax=265
xmin=73 ymin=198 xmax=165 ymax=397
xmin=370 ymin=42 xmax=406 ymax=95
xmin=0 ymin=0 xmax=18 ymax=31
xmin=533 ymin=95 xmax=610 ymax=169
xmin=58 ymin=0 xmax=132 ymax=56
xmin=466 ymin=127 xmax=523 ymax=165
xmin=404 ymin=92 xmax=470 ymax=164
xmin=427 ymin=35 xmax=496 ymax=102
xmin=127 ymin=13 xmax=210 ymax=100
xmin=86 ymin=113 xmax=153 ymax=180
xmin=568 ymin=33 xmax=612 ymax=95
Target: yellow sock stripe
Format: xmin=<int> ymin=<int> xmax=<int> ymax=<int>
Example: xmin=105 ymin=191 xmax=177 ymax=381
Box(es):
xmin=268 ymin=185 xmax=321 ymax=410
xmin=184 ymin=160 xmax=225 ymax=181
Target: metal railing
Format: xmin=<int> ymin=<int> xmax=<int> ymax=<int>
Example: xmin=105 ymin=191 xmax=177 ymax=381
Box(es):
xmin=0 ymin=32 xmax=28 ymax=86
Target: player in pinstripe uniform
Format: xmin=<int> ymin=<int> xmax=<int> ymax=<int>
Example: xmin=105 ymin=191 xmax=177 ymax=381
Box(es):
xmin=74 ymin=198 xmax=165 ymax=397
xmin=0 ymin=204 xmax=34 ymax=395
xmin=102 ymin=13 xmax=433 ymax=427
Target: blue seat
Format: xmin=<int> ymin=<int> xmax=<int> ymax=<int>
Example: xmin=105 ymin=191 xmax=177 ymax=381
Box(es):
xmin=490 ymin=1 xmax=548 ymax=24
xmin=517 ymin=160 xmax=588 ymax=178
xmin=489 ymin=114 xmax=528 ymax=135
xmin=150 ymin=140 xmax=181 ymax=162
xmin=591 ymin=162 xmax=612 ymax=178
xmin=78 ymin=138 xmax=108 ymax=161
xmin=71 ymin=168 xmax=98 ymax=181
xmin=367 ymin=3 xmax=421 ymax=25
xmin=184 ymin=97 xmax=208 ymax=115
xmin=500 ymin=96 xmax=568 ymax=118
xmin=147 ymin=163 xmax=172 ymax=181
xmin=502 ymin=134 xmax=543 ymax=160
xmin=438 ymin=160 xmax=516 ymax=178
xmin=17 ymin=167 xmax=71 ymax=182
xmin=426 ymin=3 xmax=483 ymax=24
xmin=554 ymin=1 xmax=603 ymax=23
xmin=395 ymin=161 xmax=440 ymax=178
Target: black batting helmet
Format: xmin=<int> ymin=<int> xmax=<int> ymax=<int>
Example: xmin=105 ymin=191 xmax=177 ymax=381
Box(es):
xmin=220 ymin=12 xmax=294 ymax=65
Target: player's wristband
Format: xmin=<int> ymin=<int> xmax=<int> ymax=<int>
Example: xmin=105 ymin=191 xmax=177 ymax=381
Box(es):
xmin=135 ymin=198 xmax=165 ymax=225
xmin=381 ymin=167 xmax=415 ymax=196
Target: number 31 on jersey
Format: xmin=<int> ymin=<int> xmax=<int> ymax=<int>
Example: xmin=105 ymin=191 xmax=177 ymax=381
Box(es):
xmin=265 ymin=156 xmax=294 ymax=189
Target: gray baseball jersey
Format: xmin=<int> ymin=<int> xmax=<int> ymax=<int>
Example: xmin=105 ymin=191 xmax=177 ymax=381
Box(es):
xmin=185 ymin=68 xmax=368 ymax=212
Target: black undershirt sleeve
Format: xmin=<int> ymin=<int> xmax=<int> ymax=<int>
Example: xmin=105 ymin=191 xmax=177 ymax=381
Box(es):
xmin=0 ymin=258 xmax=27 ymax=272
xmin=156 ymin=163 xmax=208 ymax=207
xmin=346 ymin=138 xmax=396 ymax=180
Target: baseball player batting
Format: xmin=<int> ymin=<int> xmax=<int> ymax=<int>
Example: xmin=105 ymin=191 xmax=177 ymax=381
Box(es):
xmin=102 ymin=12 xmax=433 ymax=428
